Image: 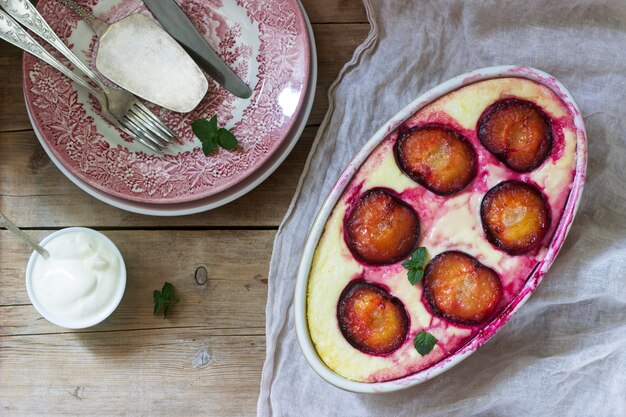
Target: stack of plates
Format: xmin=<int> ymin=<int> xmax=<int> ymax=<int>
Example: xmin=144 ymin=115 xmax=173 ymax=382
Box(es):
xmin=23 ymin=0 xmax=316 ymax=215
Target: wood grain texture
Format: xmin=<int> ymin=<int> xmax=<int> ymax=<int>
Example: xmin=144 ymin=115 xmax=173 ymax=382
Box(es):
xmin=0 ymin=41 xmax=27 ymax=132
xmin=0 ymin=230 xmax=272 ymax=335
xmin=302 ymin=0 xmax=367 ymax=23
xmin=310 ymin=23 xmax=370 ymax=124
xmin=0 ymin=231 xmax=269 ymax=416
xmin=0 ymin=330 xmax=265 ymax=417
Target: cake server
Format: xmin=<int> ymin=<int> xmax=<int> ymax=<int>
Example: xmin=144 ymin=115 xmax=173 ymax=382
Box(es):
xmin=142 ymin=0 xmax=253 ymax=99
xmin=57 ymin=0 xmax=208 ymax=113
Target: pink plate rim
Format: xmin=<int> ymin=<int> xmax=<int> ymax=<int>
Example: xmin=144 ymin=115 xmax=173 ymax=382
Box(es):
xmin=293 ymin=65 xmax=588 ymax=393
xmin=22 ymin=0 xmax=311 ymax=204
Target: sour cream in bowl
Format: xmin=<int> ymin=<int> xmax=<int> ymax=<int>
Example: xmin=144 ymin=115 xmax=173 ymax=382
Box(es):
xmin=25 ymin=227 xmax=126 ymax=329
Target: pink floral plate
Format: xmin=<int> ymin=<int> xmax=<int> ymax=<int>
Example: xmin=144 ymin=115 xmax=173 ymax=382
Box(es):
xmin=25 ymin=14 xmax=316 ymax=216
xmin=23 ymin=0 xmax=311 ymax=204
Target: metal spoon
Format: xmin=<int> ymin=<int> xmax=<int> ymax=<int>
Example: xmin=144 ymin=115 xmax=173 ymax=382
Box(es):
xmin=0 ymin=211 xmax=50 ymax=259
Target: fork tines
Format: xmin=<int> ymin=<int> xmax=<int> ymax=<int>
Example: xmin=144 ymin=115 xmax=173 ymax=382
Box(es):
xmin=122 ymin=104 xmax=176 ymax=152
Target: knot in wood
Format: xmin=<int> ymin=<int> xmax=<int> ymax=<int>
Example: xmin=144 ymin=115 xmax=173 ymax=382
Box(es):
xmin=192 ymin=347 xmax=213 ymax=369
xmin=194 ymin=266 xmax=208 ymax=285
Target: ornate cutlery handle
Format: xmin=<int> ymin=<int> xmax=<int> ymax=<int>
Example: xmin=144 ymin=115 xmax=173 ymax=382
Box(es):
xmin=0 ymin=11 xmax=103 ymax=101
xmin=0 ymin=0 xmax=106 ymax=90
xmin=57 ymin=0 xmax=108 ymax=37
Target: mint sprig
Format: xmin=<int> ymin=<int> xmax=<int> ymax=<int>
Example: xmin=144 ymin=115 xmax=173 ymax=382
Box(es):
xmin=153 ymin=282 xmax=177 ymax=318
xmin=192 ymin=115 xmax=238 ymax=155
xmin=402 ymin=247 xmax=427 ymax=285
xmin=414 ymin=331 xmax=437 ymax=356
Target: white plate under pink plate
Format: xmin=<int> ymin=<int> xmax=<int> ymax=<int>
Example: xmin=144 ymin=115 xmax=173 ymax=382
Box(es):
xmin=22 ymin=0 xmax=311 ymax=204
xmin=25 ymin=0 xmax=317 ymax=216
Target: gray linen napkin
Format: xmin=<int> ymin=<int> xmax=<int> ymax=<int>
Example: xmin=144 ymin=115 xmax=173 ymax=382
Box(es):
xmin=257 ymin=0 xmax=626 ymax=415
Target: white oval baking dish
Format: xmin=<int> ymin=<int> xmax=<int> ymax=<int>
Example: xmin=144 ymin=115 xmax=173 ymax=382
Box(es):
xmin=294 ymin=65 xmax=587 ymax=393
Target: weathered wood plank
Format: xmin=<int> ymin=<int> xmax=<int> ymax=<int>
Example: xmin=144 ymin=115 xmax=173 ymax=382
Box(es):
xmin=0 ymin=230 xmax=272 ymax=335
xmin=0 ymin=329 xmax=265 ymax=417
xmin=302 ymin=0 xmax=367 ymax=23
xmin=0 ymin=41 xmax=26 ymax=132
xmin=0 ymin=23 xmax=370 ymax=132
xmin=0 ymin=128 xmax=312 ymax=227
xmin=310 ymin=23 xmax=370 ymax=124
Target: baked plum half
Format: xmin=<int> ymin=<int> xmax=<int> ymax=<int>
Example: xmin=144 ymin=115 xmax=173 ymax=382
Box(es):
xmin=423 ymin=251 xmax=502 ymax=325
xmin=345 ymin=189 xmax=420 ymax=265
xmin=395 ymin=126 xmax=477 ymax=195
xmin=478 ymin=99 xmax=553 ymax=172
xmin=337 ymin=280 xmax=409 ymax=355
xmin=481 ymin=181 xmax=551 ymax=254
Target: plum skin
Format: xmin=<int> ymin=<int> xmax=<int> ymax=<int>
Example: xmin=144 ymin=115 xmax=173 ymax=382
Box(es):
xmin=422 ymin=251 xmax=503 ymax=325
xmin=344 ymin=188 xmax=420 ymax=265
xmin=477 ymin=98 xmax=553 ymax=172
xmin=337 ymin=280 xmax=409 ymax=355
xmin=480 ymin=180 xmax=551 ymax=255
xmin=395 ymin=125 xmax=477 ymax=196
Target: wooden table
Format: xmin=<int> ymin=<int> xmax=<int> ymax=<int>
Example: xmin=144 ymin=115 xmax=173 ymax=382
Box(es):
xmin=0 ymin=1 xmax=368 ymax=415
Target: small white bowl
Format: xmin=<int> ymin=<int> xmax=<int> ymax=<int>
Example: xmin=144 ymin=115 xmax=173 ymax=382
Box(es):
xmin=25 ymin=227 xmax=126 ymax=329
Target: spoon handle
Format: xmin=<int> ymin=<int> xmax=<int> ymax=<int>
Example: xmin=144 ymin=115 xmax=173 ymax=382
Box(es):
xmin=0 ymin=11 xmax=104 ymax=99
xmin=0 ymin=0 xmax=107 ymax=90
xmin=57 ymin=0 xmax=109 ymax=38
xmin=0 ymin=210 xmax=50 ymax=259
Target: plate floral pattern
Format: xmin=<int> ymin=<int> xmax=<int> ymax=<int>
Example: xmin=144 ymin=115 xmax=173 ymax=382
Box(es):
xmin=23 ymin=0 xmax=310 ymax=203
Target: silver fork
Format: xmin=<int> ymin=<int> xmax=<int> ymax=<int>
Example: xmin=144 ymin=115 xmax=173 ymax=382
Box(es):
xmin=0 ymin=0 xmax=175 ymax=152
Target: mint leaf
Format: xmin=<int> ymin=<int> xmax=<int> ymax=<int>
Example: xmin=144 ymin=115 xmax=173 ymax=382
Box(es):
xmin=153 ymin=282 xmax=177 ymax=318
xmin=191 ymin=118 xmax=217 ymax=141
xmin=192 ymin=115 xmax=238 ymax=155
xmin=203 ymin=136 xmax=218 ymax=155
xmin=408 ymin=268 xmax=423 ymax=285
xmin=164 ymin=299 xmax=176 ymax=317
xmin=162 ymin=282 xmax=173 ymax=301
xmin=414 ymin=331 xmax=437 ymax=356
xmin=403 ymin=247 xmax=428 ymax=285
xmin=413 ymin=247 xmax=426 ymax=264
xmin=217 ymin=128 xmax=238 ymax=150
xmin=401 ymin=259 xmax=413 ymax=269
xmin=207 ymin=114 xmax=218 ymax=132
xmin=153 ymin=290 xmax=162 ymax=315
xmin=192 ymin=118 xmax=219 ymax=156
